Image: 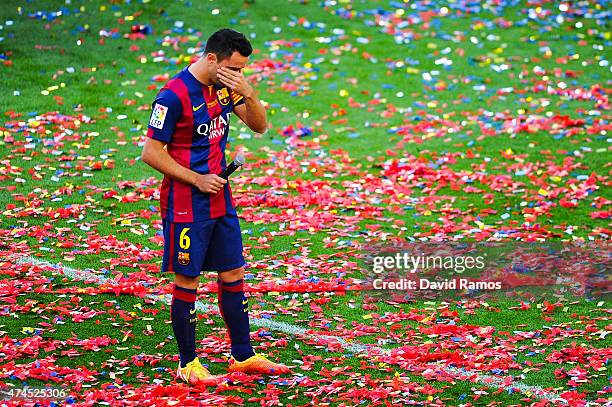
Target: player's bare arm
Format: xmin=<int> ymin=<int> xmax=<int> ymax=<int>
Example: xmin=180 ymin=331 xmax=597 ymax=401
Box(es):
xmin=141 ymin=138 xmax=226 ymax=194
xmin=217 ymin=67 xmax=267 ymax=133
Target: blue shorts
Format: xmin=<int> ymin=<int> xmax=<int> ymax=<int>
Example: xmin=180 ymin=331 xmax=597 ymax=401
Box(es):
xmin=162 ymin=213 xmax=245 ymax=277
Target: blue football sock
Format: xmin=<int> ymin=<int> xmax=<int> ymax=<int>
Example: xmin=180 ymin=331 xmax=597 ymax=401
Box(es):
xmin=218 ymin=279 xmax=255 ymax=362
xmin=171 ymin=285 xmax=197 ymax=368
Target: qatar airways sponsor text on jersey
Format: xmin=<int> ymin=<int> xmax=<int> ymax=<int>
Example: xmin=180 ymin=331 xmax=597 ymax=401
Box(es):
xmin=196 ymin=111 xmax=233 ymax=141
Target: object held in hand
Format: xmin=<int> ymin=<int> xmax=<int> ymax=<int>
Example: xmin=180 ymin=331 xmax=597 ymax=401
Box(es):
xmin=219 ymin=154 xmax=245 ymax=180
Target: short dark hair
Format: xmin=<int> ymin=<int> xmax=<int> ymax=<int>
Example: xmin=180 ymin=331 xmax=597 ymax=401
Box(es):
xmin=204 ymin=28 xmax=252 ymax=61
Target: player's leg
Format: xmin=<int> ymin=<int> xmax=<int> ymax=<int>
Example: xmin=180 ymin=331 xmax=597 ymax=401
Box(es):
xmin=204 ymin=214 xmax=254 ymax=362
xmin=217 ymin=266 xmax=254 ymax=361
xmin=172 ymin=272 xmax=199 ymax=368
xmin=218 ymin=266 xmax=288 ymax=374
xmin=163 ymin=220 xmax=218 ymax=384
xmin=205 ymin=213 xmax=289 ymax=374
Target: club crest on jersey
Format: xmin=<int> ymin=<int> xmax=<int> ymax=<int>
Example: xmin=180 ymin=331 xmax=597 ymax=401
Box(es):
xmin=217 ymin=87 xmax=231 ymax=105
xmin=177 ymin=252 xmax=190 ymax=266
xmin=149 ymin=104 xmax=168 ymax=129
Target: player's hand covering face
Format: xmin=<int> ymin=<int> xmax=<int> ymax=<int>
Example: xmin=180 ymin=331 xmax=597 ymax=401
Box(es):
xmin=217 ymin=66 xmax=254 ymax=99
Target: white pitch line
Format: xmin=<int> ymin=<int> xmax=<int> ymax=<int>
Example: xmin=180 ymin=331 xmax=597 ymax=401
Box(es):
xmin=15 ymin=256 xmax=565 ymax=403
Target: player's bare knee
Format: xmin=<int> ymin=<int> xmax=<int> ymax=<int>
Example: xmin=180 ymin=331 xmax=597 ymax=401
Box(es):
xmin=174 ymin=273 xmax=199 ymax=289
xmin=217 ymin=266 xmax=245 ymax=283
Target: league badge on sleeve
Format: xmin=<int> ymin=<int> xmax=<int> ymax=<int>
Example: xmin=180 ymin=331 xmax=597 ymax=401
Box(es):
xmin=149 ymin=104 xmax=168 ymax=129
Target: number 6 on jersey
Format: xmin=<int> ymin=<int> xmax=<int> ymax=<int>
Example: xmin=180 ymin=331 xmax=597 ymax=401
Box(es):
xmin=179 ymin=228 xmax=191 ymax=250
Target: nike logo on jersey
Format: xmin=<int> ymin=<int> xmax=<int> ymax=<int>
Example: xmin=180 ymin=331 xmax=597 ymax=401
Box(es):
xmin=189 ymin=308 xmax=196 ymax=315
xmin=242 ymin=299 xmax=248 ymax=305
xmin=192 ymin=102 xmax=205 ymax=112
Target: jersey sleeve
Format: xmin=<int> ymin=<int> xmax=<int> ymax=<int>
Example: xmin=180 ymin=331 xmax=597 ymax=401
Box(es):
xmin=231 ymin=89 xmax=245 ymax=108
xmin=147 ymin=89 xmax=182 ymax=143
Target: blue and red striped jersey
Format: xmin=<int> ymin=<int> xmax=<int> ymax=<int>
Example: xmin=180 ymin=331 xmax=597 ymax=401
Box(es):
xmin=147 ymin=66 xmax=245 ymax=222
